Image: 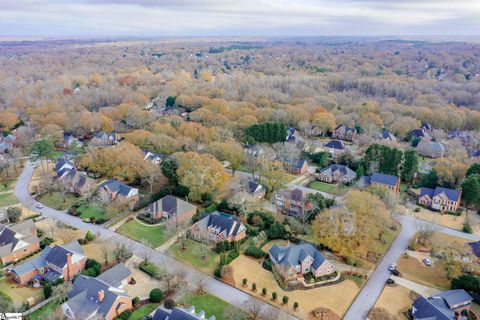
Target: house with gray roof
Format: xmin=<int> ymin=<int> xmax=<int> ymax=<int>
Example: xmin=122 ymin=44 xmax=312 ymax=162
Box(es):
xmin=281 ymin=158 xmax=309 ymax=175
xmin=147 ymin=195 xmax=197 ymax=223
xmin=332 ymin=124 xmax=356 ymax=141
xmin=62 ymin=263 xmax=132 ymax=320
xmin=417 ymin=141 xmax=445 ymax=158
xmin=151 ymin=306 xmax=216 ymax=320
xmin=269 ymin=241 xmax=335 ymax=282
xmin=275 ymin=188 xmax=310 ymax=217
xmin=0 ymin=220 xmax=39 ymax=266
xmin=143 ymin=151 xmax=166 ymax=165
xmin=412 ymin=289 xmax=472 ymax=320
xmin=189 ymin=211 xmax=247 ymax=243
xmin=247 ymin=180 xmax=266 ymax=199
xmin=318 ymin=164 xmax=356 ymax=184
xmin=379 ymin=128 xmax=396 ymax=142
xmin=97 ymin=179 xmax=139 ymax=207
xmin=368 ymin=172 xmax=400 ymax=193
xmin=10 ymin=241 xmax=87 ymax=285
xmin=418 ymin=186 xmax=461 ymax=212
xmin=57 ymin=167 xmax=96 ymax=196
xmin=324 ymin=140 xmax=346 ymax=159
xmin=91 ymin=131 xmax=118 ymax=146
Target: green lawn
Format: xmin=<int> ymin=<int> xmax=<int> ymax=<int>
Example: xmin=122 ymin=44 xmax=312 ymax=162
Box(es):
xmin=130 ymin=303 xmax=159 ymax=320
xmin=0 ymin=181 xmax=13 ymax=191
xmin=0 ymin=192 xmax=18 ymax=207
xmin=117 ymin=219 xmax=169 ymax=247
xmin=37 ymin=192 xmax=79 ymax=210
xmin=28 ymin=299 xmax=60 ymax=320
xmin=307 ymin=181 xmax=347 ymax=196
xmin=170 ymin=239 xmax=220 ymax=274
xmin=0 ymin=278 xmax=43 ymax=308
xmin=180 ymin=294 xmax=248 ymax=320
xmin=400 ymin=182 xmax=409 ymax=193
xmin=77 ymin=203 xmax=105 ymax=220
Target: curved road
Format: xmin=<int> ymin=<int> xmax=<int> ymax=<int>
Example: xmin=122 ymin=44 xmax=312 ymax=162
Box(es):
xmin=15 ymin=161 xmax=297 ymax=320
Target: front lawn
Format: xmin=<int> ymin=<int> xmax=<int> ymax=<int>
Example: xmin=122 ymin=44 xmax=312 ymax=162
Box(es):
xmin=169 ymin=239 xmax=219 ymax=274
xmin=180 ymin=294 xmax=248 ymax=320
xmin=0 ymin=192 xmax=18 ymax=207
xmin=374 ymin=285 xmax=414 ymax=319
xmin=76 ymin=203 xmax=105 ymax=220
xmin=397 ymin=255 xmax=450 ymax=289
xmin=37 ymin=192 xmax=79 ymax=210
xmin=28 ymin=299 xmax=60 ymax=320
xmin=117 ymin=219 xmax=169 ymax=248
xmin=129 ymin=303 xmax=159 ymax=320
xmin=307 ymin=181 xmax=347 ymax=196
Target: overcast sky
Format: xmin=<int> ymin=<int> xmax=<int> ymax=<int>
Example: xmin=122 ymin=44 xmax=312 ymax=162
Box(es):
xmin=0 ymin=0 xmax=479 ymax=36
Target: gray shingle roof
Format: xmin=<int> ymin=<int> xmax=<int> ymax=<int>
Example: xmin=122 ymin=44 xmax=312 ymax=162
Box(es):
xmin=324 ymin=140 xmax=345 ymax=150
xmin=319 ymin=164 xmax=356 ymax=181
xmin=148 ymin=195 xmax=196 ymax=219
xmin=96 ymin=263 xmax=131 ymax=287
xmin=412 ymin=290 xmax=472 ymax=320
xmin=269 ymin=241 xmax=327 ymax=270
xmin=202 ymin=212 xmax=245 ymax=238
xmin=152 ymin=306 xmax=215 ymax=320
xmin=99 ymin=179 xmax=136 ymax=197
xmin=370 ymin=172 xmax=399 ymax=187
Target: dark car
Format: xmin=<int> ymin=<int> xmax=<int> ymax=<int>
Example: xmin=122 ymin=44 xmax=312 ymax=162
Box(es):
xmin=391 ymin=269 xmax=400 ymax=276
xmin=386 ymin=278 xmax=395 ymax=285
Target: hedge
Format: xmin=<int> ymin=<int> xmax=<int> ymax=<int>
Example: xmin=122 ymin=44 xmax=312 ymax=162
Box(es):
xmin=244 ymin=246 xmax=265 ymax=259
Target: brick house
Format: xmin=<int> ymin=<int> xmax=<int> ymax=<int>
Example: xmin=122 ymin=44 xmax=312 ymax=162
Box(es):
xmin=91 ymin=131 xmax=118 ymax=146
xmin=189 ymin=211 xmax=247 ymax=243
xmin=282 ymin=158 xmax=309 ymax=175
xmin=331 ymin=124 xmax=356 ymax=141
xmin=367 ymin=172 xmax=401 ymax=193
xmin=274 ymin=188 xmax=311 ymax=217
xmin=0 ymin=220 xmax=39 ymax=266
xmin=318 ymin=164 xmax=356 ymax=184
xmin=97 ymin=179 xmax=139 ymax=208
xmin=412 ymin=290 xmax=472 ymax=320
xmin=418 ymin=187 xmax=461 ymax=212
xmin=62 ymin=263 xmax=132 ymax=320
xmin=269 ymin=241 xmax=335 ymax=282
xmin=147 ymin=195 xmax=196 ymax=224
xmin=10 ymin=241 xmax=87 ymax=285
xmin=323 ymin=140 xmax=346 ymax=159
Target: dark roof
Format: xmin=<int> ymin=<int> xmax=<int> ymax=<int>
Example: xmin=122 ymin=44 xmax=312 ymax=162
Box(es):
xmin=335 ymin=124 xmax=355 ymax=132
xmin=55 ymin=158 xmax=74 ymax=173
xmin=412 ymin=129 xmax=427 ymax=138
xmin=269 ymin=241 xmax=327 ymax=270
xmin=381 ymin=128 xmax=396 ymax=140
xmin=294 ymin=159 xmax=306 ymax=170
xmin=96 ymin=263 xmax=131 ymax=287
xmin=319 ymin=164 xmax=356 ymax=180
xmin=45 ymin=245 xmax=71 ymax=268
xmin=473 ymin=150 xmax=480 ymax=157
xmin=433 ymin=187 xmax=461 ymax=202
xmin=421 ymin=122 xmax=433 ymax=131
xmin=291 ymin=188 xmax=304 ymax=202
xmin=99 ymin=179 xmax=134 ymax=196
xmin=247 ymin=180 xmax=265 ymax=194
xmin=370 ymin=172 xmax=399 ymax=187
xmin=325 ymin=140 xmax=345 ymax=150
xmin=412 ymin=290 xmax=472 ymax=320
xmin=419 ymin=187 xmax=435 ymax=199
xmin=152 ymin=306 xmax=213 ymax=320
xmin=469 ymin=241 xmax=480 ymax=258
xmin=148 ymin=195 xmax=196 ymax=218
xmin=205 ymin=212 xmax=244 ymax=237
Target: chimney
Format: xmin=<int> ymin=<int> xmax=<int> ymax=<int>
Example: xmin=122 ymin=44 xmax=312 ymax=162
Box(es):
xmin=66 ymin=252 xmax=73 ymax=279
xmin=98 ymin=290 xmax=105 ymax=302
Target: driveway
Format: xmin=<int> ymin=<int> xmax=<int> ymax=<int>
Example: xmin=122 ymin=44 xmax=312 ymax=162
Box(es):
xmin=15 ymin=161 xmax=298 ymax=320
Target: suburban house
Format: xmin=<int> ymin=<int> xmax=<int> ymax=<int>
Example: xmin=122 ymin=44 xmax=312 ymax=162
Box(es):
xmin=97 ymin=179 xmax=139 ymax=206
xmin=286 ymin=127 xmax=297 ymax=143
xmin=247 ymin=180 xmax=266 ymax=199
xmin=268 ymin=241 xmax=335 ymax=282
xmin=0 ymin=134 xmax=17 ymax=148
xmin=147 ymin=195 xmax=197 ymax=223
xmin=0 ymin=210 xmax=8 ymax=224
xmin=318 ymin=164 xmax=356 ymax=184
xmin=244 ymin=144 xmax=276 ymax=164
xmin=91 ymin=131 xmax=118 ymax=146
xmin=418 ymin=187 xmax=462 ymax=212
xmin=275 ymin=188 xmax=310 ymax=217
xmin=61 ymin=133 xmax=83 ymax=148
xmin=281 ymin=158 xmax=309 ymax=175
xmin=143 ymin=151 xmax=165 ymax=165
xmin=57 ymin=168 xmax=96 ymax=196
xmin=55 ymin=158 xmax=75 ymax=175
xmin=448 ymin=130 xmax=478 ymax=148
xmin=0 ymin=141 xmax=13 ymax=154
xmin=62 ymin=263 xmax=132 ymax=320
xmin=332 ymin=124 xmax=356 ymax=141
xmin=379 ymin=128 xmax=396 ymax=142
xmin=323 ymin=140 xmax=346 ymax=159
xmin=0 ymin=220 xmax=40 ymax=266
xmin=468 ymin=241 xmax=480 ymax=262
xmin=189 ymin=211 xmax=247 ymax=243
xmin=417 ymin=141 xmax=445 ymax=158
xmin=365 ymin=172 xmax=401 ymax=193
xmin=10 ymin=241 xmax=87 ymax=285
xmin=412 ymin=290 xmax=472 ymax=320
xmin=151 ymin=306 xmax=215 ymax=320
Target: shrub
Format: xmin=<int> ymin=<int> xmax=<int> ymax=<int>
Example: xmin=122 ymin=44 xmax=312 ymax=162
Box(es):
xmin=244 ymin=246 xmax=265 ymax=259
xmin=463 ymin=223 xmax=473 ymax=234
xmin=242 ymin=278 xmax=247 ymax=286
xmin=114 ymin=309 xmax=132 ymax=320
xmin=267 ymin=222 xmax=286 ymax=239
xmin=85 ymin=231 xmax=95 ymax=241
xmin=139 ymin=261 xmax=159 ymax=277
xmin=252 ymin=283 xmax=257 ymax=291
xmin=282 ymin=296 xmax=289 ymax=304
xmin=293 ymin=302 xmax=299 ymax=310
xmin=40 ymin=237 xmax=54 ymax=249
xmin=164 ymin=298 xmax=176 ymax=309
xmin=414 ymin=207 xmax=421 ymax=212
xmin=262 ymin=258 xmax=273 ymax=271
xmin=272 ymin=292 xmax=277 ymax=301
xmin=149 ymin=289 xmax=164 ymax=303
xmin=43 ymin=284 xmax=52 ymax=299
xmin=262 ymin=288 xmax=267 ymax=296
xmin=214 ymin=265 xmax=222 ymax=278
xmin=132 ymin=297 xmax=140 ymax=306
xmin=215 ymin=241 xmax=231 ymax=253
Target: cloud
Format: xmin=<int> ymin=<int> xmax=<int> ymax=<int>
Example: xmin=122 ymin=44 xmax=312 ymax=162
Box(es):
xmin=0 ymin=0 xmax=479 ymax=36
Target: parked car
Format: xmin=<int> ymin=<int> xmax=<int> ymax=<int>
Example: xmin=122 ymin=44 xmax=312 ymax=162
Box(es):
xmin=35 ymin=203 xmax=44 ymax=209
xmin=391 ymin=269 xmax=400 ymax=276
xmin=423 ymin=258 xmax=432 ymax=266
xmin=386 ymin=278 xmax=395 ymax=285
xmin=388 ymin=264 xmax=396 ymax=272
xmin=82 ymin=218 xmax=91 ymax=223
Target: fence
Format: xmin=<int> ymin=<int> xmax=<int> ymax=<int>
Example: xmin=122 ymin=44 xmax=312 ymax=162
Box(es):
xmin=22 ymin=297 xmax=56 ymax=317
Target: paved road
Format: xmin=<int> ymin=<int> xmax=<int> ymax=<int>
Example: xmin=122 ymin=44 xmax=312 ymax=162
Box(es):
xmin=15 ymin=162 xmax=297 ymax=320
xmin=344 ymin=213 xmax=480 ymax=320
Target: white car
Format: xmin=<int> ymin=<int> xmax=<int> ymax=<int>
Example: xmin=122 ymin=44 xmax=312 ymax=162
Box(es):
xmin=423 ymin=258 xmax=432 ymax=266
xmin=35 ymin=204 xmax=44 ymax=209
xmin=388 ymin=264 xmax=396 ymax=272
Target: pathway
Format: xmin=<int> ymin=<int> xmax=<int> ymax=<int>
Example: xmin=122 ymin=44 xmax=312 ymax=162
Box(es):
xmin=390 ymin=276 xmax=442 ymax=297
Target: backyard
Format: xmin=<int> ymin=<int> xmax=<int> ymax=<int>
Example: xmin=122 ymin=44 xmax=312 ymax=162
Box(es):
xmin=117 ymin=219 xmax=169 ymax=248
xmin=0 ymin=191 xmax=18 ymax=207
xmin=307 ymin=181 xmax=347 ymax=196
xmin=179 ymin=293 xmax=248 ymax=320
xmin=129 ymin=303 xmax=159 ymax=320
xmin=37 ymin=192 xmax=79 ymax=210
xmin=229 ymin=254 xmax=360 ymax=319
xmin=397 ymin=255 xmax=450 ymax=289
xmin=0 ymin=278 xmax=43 ymax=308
xmin=169 ymin=239 xmax=220 ymax=274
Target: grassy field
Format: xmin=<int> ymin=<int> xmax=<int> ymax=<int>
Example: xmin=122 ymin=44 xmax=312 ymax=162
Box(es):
xmin=307 ymin=181 xmax=347 ymax=196
xmin=170 ymin=239 xmax=220 ymax=274
xmin=397 ymin=255 xmax=450 ymax=289
xmin=230 ymin=254 xmax=359 ymax=319
xmin=118 ymin=219 xmax=169 ymax=247
xmin=129 ymin=303 xmax=159 ymax=320
xmin=180 ymin=294 xmax=248 ymax=320
xmin=374 ymin=285 xmax=413 ymax=319
xmin=37 ymin=192 xmax=78 ymax=210
xmin=28 ymin=299 xmax=60 ymax=320
xmin=0 ymin=278 xmax=43 ymax=308
xmin=0 ymin=192 xmax=18 ymax=207
xmin=77 ymin=203 xmax=105 ymax=220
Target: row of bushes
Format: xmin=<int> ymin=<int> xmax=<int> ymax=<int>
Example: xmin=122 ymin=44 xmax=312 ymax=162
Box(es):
xmin=137 ymin=213 xmax=165 ymax=225
xmin=139 ymin=261 xmax=160 ymax=278
xmin=40 ymin=237 xmax=54 ymax=249
xmin=244 ymin=246 xmax=266 ymax=259
xmin=303 ymin=271 xmax=339 ymax=283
